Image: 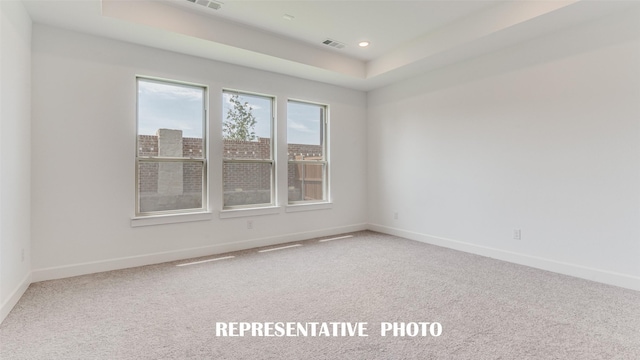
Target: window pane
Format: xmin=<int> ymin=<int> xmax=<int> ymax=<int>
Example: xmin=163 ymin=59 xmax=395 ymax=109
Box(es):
xmin=223 ymin=138 xmax=271 ymax=161
xmin=138 ymin=80 xmax=204 ymax=158
xmin=288 ymin=162 xmax=325 ymax=202
xmin=138 ymin=161 xmax=204 ymax=213
xmin=287 ymin=101 xmax=324 ymax=160
xmin=222 ymin=92 xmax=272 ymax=160
xmin=223 ymin=162 xmax=272 ymax=207
xmin=136 ymin=78 xmax=206 ymax=216
xmin=287 ymin=100 xmax=327 ymax=204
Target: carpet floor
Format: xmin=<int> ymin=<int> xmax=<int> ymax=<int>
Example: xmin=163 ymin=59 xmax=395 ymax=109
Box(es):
xmin=1 ymin=231 xmax=639 ymax=359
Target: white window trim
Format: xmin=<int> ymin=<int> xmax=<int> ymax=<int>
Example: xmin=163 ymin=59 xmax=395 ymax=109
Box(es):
xmin=219 ymin=206 xmax=282 ymax=219
xmin=287 ymin=99 xmax=329 ymax=205
xmin=135 ymin=77 xmax=209 ymax=218
xmin=285 ymin=202 xmax=333 ymax=213
xmin=222 ymin=89 xmax=276 ymax=210
xmin=131 ymin=211 xmax=213 ymax=227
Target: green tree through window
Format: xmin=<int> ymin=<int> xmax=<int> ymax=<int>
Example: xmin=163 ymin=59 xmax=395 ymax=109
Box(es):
xmin=224 ymin=94 xmax=257 ymax=141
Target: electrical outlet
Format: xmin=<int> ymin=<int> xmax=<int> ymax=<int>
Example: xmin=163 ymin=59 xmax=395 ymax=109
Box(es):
xmin=247 ymin=220 xmax=253 ymax=230
xmin=393 ymin=211 xmax=399 ymax=220
xmin=513 ymin=229 xmax=521 ymax=240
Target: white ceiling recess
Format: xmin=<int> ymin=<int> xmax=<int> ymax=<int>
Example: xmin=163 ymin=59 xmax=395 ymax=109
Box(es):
xmin=22 ymin=0 xmax=640 ymax=91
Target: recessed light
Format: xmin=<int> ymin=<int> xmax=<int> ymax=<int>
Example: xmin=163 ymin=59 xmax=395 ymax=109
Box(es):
xmin=358 ymin=41 xmax=370 ymax=47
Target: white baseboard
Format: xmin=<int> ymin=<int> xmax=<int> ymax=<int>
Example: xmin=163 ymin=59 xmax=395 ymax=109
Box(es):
xmin=17 ymin=221 xmax=639 ymax=323
xmin=0 ymin=272 xmax=31 ymax=324
xmin=31 ymin=223 xmax=367 ymax=283
xmin=368 ymin=224 xmax=640 ymax=292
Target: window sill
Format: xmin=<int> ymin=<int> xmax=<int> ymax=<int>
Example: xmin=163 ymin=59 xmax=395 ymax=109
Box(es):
xmin=285 ymin=202 xmax=333 ymax=213
xmin=219 ymin=206 xmax=282 ymax=219
xmin=131 ymin=211 xmax=213 ymax=227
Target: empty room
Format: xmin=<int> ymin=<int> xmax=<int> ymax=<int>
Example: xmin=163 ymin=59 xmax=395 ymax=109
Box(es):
xmin=1 ymin=0 xmax=639 ymax=358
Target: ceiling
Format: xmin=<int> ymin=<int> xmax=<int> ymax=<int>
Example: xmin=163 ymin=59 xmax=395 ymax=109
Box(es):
xmin=165 ymin=0 xmax=504 ymax=61
xmin=21 ymin=0 xmax=638 ymax=91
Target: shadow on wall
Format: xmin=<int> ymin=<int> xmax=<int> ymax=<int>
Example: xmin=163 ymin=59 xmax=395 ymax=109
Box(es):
xmin=370 ymin=9 xmax=640 ymax=105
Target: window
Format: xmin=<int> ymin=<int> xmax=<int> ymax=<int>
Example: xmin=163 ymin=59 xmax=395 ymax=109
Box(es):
xmin=136 ymin=78 xmax=207 ymax=215
xmin=287 ymin=100 xmax=328 ymax=203
xmin=222 ymin=91 xmax=274 ymax=208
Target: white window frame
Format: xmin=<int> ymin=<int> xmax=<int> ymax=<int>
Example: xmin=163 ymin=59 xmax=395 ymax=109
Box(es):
xmin=135 ymin=77 xmax=208 ymax=217
xmin=222 ymin=89 xmax=275 ymax=210
xmin=287 ymin=99 xmax=329 ymax=205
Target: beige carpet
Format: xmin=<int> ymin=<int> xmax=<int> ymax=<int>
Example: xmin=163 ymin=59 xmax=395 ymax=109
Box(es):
xmin=1 ymin=231 xmax=639 ymax=359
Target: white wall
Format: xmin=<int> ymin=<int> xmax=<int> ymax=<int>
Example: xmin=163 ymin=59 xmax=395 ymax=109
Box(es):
xmin=16 ymin=0 xmax=640 ymax=308
xmin=368 ymin=9 xmax=640 ymax=290
xmin=0 ymin=0 xmax=32 ymax=320
xmin=30 ymin=25 xmax=367 ymax=280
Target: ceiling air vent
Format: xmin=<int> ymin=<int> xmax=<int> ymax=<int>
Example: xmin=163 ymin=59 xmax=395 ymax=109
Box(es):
xmin=186 ymin=0 xmax=222 ymax=11
xmin=322 ymin=39 xmax=346 ymax=50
